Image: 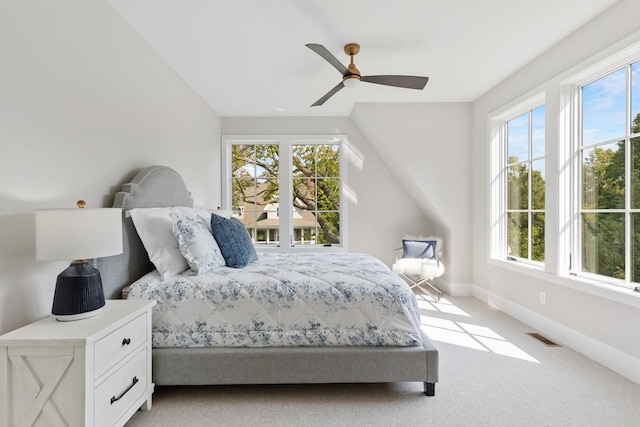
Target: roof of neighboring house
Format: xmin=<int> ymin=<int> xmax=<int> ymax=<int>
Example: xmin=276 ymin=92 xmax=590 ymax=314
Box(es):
xmin=235 ymin=183 xmax=318 ymax=229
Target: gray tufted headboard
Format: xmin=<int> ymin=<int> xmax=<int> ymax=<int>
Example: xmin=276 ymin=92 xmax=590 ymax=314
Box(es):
xmin=97 ymin=165 xmax=193 ymax=299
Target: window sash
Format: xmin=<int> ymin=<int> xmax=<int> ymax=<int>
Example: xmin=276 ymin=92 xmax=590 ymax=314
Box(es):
xmin=575 ymin=62 xmax=638 ymax=286
xmin=501 ymin=105 xmax=546 ymax=264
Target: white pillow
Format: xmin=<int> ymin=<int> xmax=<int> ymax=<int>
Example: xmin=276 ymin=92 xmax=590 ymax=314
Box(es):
xmin=130 ymin=207 xmax=210 ymax=280
xmin=171 ymin=210 xmax=225 ymax=275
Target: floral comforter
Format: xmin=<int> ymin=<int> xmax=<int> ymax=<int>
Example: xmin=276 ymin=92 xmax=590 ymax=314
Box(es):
xmin=127 ymin=252 xmax=423 ymax=348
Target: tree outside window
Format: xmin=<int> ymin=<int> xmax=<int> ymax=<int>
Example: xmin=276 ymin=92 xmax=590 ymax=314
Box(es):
xmin=229 ymin=137 xmax=342 ymax=248
xmin=292 ymin=144 xmax=340 ymax=244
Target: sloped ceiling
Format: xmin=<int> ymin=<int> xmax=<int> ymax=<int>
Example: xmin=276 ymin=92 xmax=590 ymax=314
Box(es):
xmin=106 ymin=0 xmax=618 ymax=117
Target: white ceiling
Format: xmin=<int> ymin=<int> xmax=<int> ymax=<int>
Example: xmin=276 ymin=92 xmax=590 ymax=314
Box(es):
xmin=106 ymin=0 xmax=619 ymax=117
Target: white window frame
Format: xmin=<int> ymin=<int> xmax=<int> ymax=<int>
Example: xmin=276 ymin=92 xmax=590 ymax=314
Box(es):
xmin=489 ymin=93 xmax=546 ymax=268
xmin=222 ymin=134 xmax=348 ymax=253
xmin=559 ymin=54 xmax=640 ymax=291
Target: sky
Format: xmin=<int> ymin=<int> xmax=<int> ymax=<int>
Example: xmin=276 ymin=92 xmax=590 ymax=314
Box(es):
xmin=507 ymin=105 xmax=545 ymax=178
xmin=507 ymin=60 xmax=640 ymax=180
xmin=582 ymin=61 xmax=640 ymax=145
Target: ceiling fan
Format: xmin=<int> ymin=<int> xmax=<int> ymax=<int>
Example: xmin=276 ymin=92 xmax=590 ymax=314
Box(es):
xmin=306 ymin=43 xmax=429 ymax=107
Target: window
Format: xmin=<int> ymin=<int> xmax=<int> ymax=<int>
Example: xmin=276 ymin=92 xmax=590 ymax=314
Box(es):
xmin=490 ymin=100 xmax=546 ymax=265
xmin=223 ymin=135 xmax=345 ymax=250
xmin=578 ymin=61 xmax=640 ymax=284
xmin=490 ymin=39 xmax=640 ymax=295
xmin=506 ymin=106 xmax=546 ymax=263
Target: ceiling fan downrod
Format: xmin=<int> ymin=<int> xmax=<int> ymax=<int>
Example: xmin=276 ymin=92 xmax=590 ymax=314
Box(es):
xmin=343 ymin=43 xmax=361 ymax=86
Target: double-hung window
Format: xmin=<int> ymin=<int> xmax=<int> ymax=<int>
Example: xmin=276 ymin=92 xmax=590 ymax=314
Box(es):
xmin=222 ymin=135 xmax=345 ymax=250
xmin=578 ymin=61 xmax=640 ymax=285
xmin=491 ymin=101 xmax=546 ymax=265
xmin=506 ymin=106 xmax=546 ymax=263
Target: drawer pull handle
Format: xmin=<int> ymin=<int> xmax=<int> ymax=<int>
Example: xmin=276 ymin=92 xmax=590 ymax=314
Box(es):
xmin=110 ymin=376 xmax=139 ymax=405
xmin=122 ymin=338 xmax=131 ymax=346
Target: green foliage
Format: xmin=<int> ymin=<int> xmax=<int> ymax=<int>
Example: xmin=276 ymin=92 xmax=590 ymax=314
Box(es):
xmin=507 ymin=212 xmax=528 ymax=258
xmin=507 ymin=158 xmax=528 ymax=210
xmin=580 ymin=113 xmax=640 ymax=281
xmin=506 ymin=156 xmax=545 ymax=261
xmin=531 ymin=212 xmax=545 ymax=262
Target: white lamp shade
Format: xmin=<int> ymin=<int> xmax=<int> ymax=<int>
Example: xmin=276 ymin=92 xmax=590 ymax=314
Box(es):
xmin=36 ymin=208 xmax=123 ymax=261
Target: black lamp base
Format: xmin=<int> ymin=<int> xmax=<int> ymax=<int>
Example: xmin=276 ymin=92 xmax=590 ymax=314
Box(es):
xmin=52 ymin=261 xmax=106 ymax=322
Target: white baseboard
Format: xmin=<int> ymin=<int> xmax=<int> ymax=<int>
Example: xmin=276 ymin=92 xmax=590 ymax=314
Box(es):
xmin=433 ymin=278 xmax=473 ymax=296
xmin=472 ymin=284 xmax=640 ymax=386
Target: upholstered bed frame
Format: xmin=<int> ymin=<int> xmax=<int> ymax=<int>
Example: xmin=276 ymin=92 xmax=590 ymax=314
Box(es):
xmin=97 ymin=165 xmax=439 ymax=396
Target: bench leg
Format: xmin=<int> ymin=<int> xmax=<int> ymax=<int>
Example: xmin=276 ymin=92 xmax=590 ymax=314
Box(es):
xmin=424 ymin=382 xmax=435 ymax=396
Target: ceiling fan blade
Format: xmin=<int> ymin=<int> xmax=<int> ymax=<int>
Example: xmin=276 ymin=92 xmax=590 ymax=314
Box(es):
xmin=361 ymin=75 xmax=429 ymax=90
xmin=306 ymin=44 xmax=349 ymax=76
xmin=311 ymin=82 xmax=345 ymax=106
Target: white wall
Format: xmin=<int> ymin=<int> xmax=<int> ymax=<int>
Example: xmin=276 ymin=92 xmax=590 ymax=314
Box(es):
xmin=222 ymin=117 xmax=434 ymax=266
xmin=0 ymin=0 xmax=222 ymax=334
xmin=472 ymin=0 xmax=640 ymax=383
xmin=351 ymin=102 xmax=473 ymax=291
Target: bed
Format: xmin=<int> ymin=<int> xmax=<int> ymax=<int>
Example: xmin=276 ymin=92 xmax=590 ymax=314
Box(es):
xmin=97 ymin=165 xmax=439 ymax=396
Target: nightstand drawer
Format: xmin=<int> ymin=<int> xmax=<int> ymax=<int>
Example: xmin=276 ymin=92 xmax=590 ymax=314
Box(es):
xmin=94 ymin=347 xmax=148 ymax=427
xmin=95 ymin=313 xmax=147 ymax=377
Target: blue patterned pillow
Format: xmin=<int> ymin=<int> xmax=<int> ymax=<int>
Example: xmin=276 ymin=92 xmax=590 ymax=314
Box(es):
xmin=171 ymin=210 xmax=226 ymax=275
xmin=210 ymin=214 xmax=258 ymax=268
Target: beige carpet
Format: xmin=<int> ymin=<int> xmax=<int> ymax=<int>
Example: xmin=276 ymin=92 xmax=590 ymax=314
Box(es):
xmin=126 ymin=295 xmax=640 ymax=426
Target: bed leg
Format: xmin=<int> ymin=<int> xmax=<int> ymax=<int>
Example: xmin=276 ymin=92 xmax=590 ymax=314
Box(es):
xmin=424 ymin=382 xmax=435 ymax=396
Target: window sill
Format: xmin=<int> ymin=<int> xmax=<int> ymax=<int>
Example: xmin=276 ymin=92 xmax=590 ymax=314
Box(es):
xmin=255 ymin=245 xmax=346 ymax=254
xmin=488 ymin=257 xmax=640 ymax=309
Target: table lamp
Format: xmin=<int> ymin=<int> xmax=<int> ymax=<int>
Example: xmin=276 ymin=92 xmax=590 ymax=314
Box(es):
xmin=36 ymin=201 xmax=123 ymax=321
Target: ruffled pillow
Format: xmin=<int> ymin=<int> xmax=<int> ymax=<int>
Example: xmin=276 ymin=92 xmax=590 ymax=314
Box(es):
xmin=171 ymin=210 xmax=225 ymax=275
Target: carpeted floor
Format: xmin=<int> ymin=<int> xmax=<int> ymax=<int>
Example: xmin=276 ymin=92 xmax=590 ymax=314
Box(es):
xmin=126 ymin=295 xmax=640 ymax=426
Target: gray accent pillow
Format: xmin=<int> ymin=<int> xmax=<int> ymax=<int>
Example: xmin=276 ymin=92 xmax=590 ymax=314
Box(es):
xmin=402 ymin=239 xmax=437 ymax=259
xmin=210 ymin=214 xmax=258 ymax=268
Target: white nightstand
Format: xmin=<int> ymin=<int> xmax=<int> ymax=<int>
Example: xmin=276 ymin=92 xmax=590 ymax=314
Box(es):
xmin=0 ymin=300 xmax=155 ymax=427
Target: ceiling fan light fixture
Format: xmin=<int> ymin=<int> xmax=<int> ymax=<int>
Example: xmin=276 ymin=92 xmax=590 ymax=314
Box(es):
xmin=343 ymin=75 xmax=360 ymax=89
